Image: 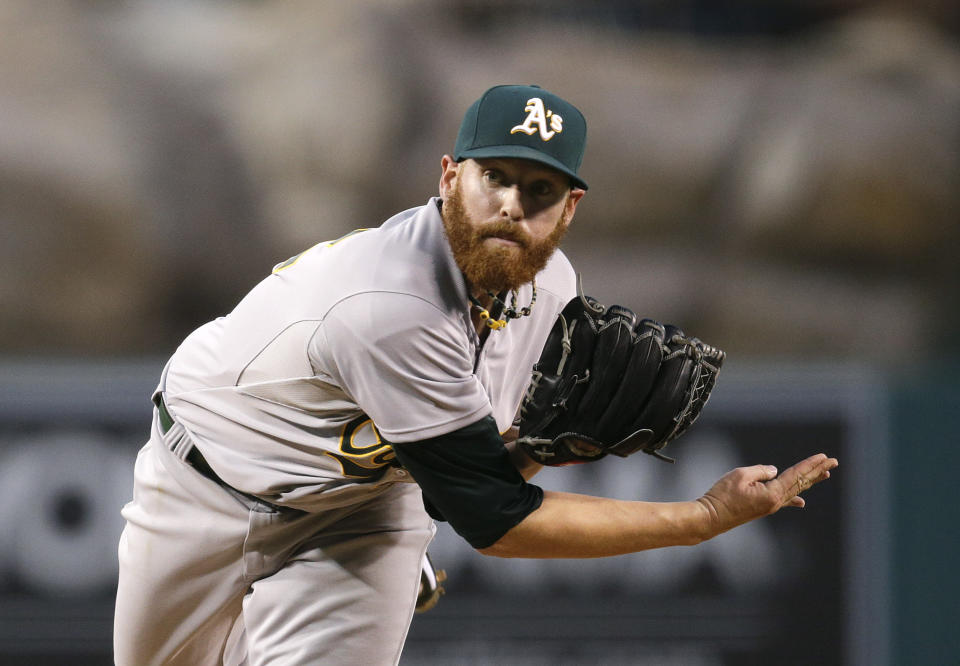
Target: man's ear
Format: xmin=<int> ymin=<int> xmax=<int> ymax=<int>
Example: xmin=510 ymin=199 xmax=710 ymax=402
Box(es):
xmin=439 ymin=155 xmax=460 ymax=199
xmin=561 ymin=187 xmax=586 ymax=227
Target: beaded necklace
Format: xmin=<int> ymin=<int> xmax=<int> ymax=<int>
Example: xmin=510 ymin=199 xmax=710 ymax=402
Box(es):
xmin=468 ymin=280 xmax=538 ymax=331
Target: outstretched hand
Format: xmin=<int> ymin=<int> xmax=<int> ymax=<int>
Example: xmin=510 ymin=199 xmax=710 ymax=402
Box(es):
xmin=696 ymin=453 xmax=839 ymax=538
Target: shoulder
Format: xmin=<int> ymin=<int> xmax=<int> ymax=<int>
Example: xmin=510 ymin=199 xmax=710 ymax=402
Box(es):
xmin=273 ymin=198 xmax=464 ymax=316
xmin=310 ymin=290 xmax=478 ymax=400
xmin=317 ymin=290 xmax=472 ymax=369
xmin=325 ymin=290 xmax=456 ymax=334
xmin=342 ymin=198 xmax=460 ymax=302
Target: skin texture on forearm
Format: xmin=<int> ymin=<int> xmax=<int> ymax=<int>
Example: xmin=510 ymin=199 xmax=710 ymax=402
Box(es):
xmin=478 ymin=490 xmax=709 ymax=559
xmin=479 ymin=452 xmax=838 ymax=560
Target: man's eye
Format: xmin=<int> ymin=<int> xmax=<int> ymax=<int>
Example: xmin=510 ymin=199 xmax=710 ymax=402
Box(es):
xmin=484 ymin=170 xmax=503 ymax=183
xmin=531 ymin=182 xmax=554 ymax=197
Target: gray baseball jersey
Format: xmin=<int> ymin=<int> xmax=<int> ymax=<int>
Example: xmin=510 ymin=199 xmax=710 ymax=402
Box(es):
xmin=116 ymin=197 xmax=576 ymax=664
xmin=161 ymin=196 xmax=576 ymax=511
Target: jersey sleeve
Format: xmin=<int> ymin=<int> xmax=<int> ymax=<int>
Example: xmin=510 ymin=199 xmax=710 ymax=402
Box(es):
xmin=309 ymin=292 xmax=492 ymax=443
xmin=391 ymin=415 xmax=544 ymax=549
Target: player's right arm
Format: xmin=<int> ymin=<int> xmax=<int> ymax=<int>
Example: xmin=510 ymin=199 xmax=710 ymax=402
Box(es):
xmin=478 ymin=453 xmax=836 ymax=558
xmin=392 ymin=416 xmax=837 ymax=559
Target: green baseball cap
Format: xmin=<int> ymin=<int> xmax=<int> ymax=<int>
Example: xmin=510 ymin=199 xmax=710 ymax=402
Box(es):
xmin=454 ymin=84 xmax=588 ymax=190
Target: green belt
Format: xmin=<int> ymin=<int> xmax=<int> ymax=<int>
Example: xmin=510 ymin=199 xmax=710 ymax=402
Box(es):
xmin=156 ymin=394 xmax=175 ymax=434
xmin=154 ymin=393 xmax=220 ymax=484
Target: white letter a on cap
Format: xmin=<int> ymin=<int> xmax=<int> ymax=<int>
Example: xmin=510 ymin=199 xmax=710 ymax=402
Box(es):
xmin=510 ymin=98 xmax=563 ymax=141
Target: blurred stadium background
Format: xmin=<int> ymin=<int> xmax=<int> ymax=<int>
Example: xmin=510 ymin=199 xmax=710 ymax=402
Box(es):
xmin=1 ymin=1 xmax=957 ymax=664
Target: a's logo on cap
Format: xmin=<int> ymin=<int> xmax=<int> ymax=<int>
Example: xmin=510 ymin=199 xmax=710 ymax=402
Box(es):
xmin=510 ymin=97 xmax=563 ymax=141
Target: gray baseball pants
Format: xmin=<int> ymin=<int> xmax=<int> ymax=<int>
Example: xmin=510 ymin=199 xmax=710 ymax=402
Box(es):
xmin=114 ymin=408 xmax=435 ymax=665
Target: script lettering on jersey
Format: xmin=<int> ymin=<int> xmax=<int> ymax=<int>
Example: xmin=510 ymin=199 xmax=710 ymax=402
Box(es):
xmin=325 ymin=415 xmax=397 ymax=481
xmin=510 ymin=97 xmax=563 ymax=141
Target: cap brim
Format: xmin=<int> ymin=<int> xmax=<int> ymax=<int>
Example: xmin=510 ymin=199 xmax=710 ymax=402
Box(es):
xmin=456 ymin=145 xmax=588 ymax=190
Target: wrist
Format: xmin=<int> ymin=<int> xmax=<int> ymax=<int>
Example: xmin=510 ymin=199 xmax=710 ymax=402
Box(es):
xmin=692 ymin=497 xmax=719 ymax=543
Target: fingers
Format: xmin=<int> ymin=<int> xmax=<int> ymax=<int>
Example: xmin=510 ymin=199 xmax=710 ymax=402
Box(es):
xmin=768 ymin=453 xmax=838 ymax=505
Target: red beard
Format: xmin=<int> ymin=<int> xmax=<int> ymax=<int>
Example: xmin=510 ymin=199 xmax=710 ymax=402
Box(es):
xmin=441 ymin=183 xmax=569 ymax=292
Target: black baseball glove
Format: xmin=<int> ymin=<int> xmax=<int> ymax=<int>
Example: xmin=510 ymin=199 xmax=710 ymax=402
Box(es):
xmin=517 ymin=292 xmax=725 ymax=466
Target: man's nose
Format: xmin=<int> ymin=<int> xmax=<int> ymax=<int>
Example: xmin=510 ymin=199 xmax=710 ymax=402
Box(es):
xmin=499 ymin=186 xmax=523 ymax=221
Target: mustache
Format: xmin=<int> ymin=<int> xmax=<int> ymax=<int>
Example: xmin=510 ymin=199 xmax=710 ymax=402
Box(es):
xmin=477 ymin=223 xmax=529 ymax=246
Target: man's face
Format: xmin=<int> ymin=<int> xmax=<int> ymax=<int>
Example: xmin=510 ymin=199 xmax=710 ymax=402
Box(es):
xmin=439 ymin=157 xmax=584 ymax=292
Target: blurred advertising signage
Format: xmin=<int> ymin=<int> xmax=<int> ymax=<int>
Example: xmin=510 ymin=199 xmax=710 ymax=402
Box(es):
xmin=0 ymin=360 xmax=888 ymax=666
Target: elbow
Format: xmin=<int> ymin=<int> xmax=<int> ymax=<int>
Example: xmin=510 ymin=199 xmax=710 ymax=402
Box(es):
xmin=475 ymin=545 xmax=504 ymax=557
xmin=474 ymin=532 xmax=520 ymax=558
xmin=475 ymin=541 xmax=513 ymax=558
xmin=464 ymin=510 xmax=537 ymax=558
xmin=682 ymin=532 xmax=707 ymax=547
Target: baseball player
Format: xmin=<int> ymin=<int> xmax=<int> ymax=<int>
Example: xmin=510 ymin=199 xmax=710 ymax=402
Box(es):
xmin=114 ymin=84 xmax=838 ymax=665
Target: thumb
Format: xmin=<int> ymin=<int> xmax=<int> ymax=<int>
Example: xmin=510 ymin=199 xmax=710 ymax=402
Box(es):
xmin=755 ymin=464 xmax=778 ymax=482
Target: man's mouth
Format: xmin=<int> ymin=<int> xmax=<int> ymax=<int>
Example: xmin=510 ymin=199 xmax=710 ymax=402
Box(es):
xmin=482 ymin=233 xmax=526 ymax=248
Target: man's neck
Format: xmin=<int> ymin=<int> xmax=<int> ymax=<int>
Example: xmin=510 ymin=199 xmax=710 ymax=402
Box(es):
xmin=470 ymin=288 xmax=494 ymax=310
